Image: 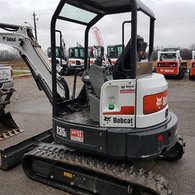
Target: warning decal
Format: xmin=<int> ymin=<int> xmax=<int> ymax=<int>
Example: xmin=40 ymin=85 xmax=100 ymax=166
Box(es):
xmin=70 ymin=129 xmax=84 ymax=142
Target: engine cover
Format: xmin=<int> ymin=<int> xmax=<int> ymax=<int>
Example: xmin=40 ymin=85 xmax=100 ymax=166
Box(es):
xmin=100 ymin=73 xmax=168 ymax=128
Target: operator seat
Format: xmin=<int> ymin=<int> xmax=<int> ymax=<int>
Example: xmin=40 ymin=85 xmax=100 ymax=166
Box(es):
xmin=89 ymin=58 xmax=105 ymax=98
xmin=88 ymin=58 xmax=105 ymax=122
xmin=88 ymin=36 xmax=147 ymax=122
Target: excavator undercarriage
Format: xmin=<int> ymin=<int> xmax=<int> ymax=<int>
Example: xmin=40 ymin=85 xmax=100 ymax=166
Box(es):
xmin=23 ymin=143 xmax=172 ymax=195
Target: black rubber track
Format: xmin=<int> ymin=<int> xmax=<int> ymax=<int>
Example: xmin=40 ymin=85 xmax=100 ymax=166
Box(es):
xmin=22 ymin=143 xmax=172 ymax=195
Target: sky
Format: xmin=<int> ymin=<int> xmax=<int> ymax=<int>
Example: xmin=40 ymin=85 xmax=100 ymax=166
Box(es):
xmin=0 ymin=0 xmax=195 ymax=51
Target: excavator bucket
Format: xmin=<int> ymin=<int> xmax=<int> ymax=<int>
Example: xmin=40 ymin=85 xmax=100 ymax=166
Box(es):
xmin=0 ymin=88 xmax=23 ymax=141
xmin=0 ymin=110 xmax=23 ymax=141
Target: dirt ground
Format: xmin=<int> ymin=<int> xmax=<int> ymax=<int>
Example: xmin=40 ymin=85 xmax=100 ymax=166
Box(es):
xmin=0 ymin=75 xmax=195 ymax=195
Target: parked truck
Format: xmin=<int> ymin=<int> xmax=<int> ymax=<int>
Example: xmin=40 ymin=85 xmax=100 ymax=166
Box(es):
xmin=48 ymin=46 xmax=84 ymax=76
xmin=66 ymin=46 xmax=84 ymax=75
xmin=156 ymin=48 xmax=187 ymax=79
xmin=0 ymin=64 xmax=21 ymax=141
xmin=0 ymin=65 xmax=13 ymax=90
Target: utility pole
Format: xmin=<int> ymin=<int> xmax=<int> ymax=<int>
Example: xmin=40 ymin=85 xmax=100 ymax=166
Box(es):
xmin=33 ymin=12 xmax=38 ymax=41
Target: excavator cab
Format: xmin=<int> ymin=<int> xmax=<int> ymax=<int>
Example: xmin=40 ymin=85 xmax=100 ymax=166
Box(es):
xmin=68 ymin=47 xmax=84 ymax=59
xmin=107 ymin=44 xmax=123 ymax=65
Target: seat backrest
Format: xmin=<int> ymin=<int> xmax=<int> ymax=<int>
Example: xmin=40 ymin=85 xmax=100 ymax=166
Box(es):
xmin=113 ymin=39 xmax=132 ymax=74
xmin=89 ymin=64 xmax=105 ymax=98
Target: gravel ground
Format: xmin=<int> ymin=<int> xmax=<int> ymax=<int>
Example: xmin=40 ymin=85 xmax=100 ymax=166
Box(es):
xmin=11 ymin=77 xmax=44 ymax=103
xmin=12 ymin=75 xmax=83 ymax=103
xmin=1 ymin=75 xmax=195 ymax=195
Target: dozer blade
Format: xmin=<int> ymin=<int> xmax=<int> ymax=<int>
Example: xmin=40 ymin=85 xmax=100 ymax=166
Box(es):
xmin=0 ymin=129 xmax=53 ymax=170
xmin=0 ymin=111 xmax=24 ymax=141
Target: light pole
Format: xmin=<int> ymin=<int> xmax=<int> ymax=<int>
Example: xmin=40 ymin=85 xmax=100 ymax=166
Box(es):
xmin=24 ymin=12 xmax=38 ymax=41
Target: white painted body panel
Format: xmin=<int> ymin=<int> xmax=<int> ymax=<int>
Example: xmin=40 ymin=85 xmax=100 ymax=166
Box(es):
xmin=136 ymin=73 xmax=168 ymax=128
xmin=100 ymin=73 xmax=168 ymax=128
xmin=100 ymin=79 xmax=136 ymax=128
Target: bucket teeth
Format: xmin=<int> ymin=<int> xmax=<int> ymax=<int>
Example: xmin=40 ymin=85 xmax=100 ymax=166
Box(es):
xmin=0 ymin=128 xmax=24 ymax=141
xmin=7 ymin=131 xmax=15 ymax=136
xmin=11 ymin=129 xmax=19 ymax=135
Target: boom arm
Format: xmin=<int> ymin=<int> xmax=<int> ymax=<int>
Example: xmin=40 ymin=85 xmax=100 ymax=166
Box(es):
xmin=0 ymin=23 xmax=69 ymax=103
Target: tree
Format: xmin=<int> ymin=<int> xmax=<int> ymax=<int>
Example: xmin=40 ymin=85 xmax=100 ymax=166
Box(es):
xmin=189 ymin=43 xmax=195 ymax=50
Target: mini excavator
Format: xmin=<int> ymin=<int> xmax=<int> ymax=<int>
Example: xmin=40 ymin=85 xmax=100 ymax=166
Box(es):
xmin=0 ymin=0 xmax=185 ymax=194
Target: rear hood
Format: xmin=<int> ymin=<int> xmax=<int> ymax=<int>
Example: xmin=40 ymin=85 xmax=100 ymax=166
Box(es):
xmin=157 ymin=60 xmax=176 ymax=63
xmin=157 ymin=61 xmax=177 ymax=67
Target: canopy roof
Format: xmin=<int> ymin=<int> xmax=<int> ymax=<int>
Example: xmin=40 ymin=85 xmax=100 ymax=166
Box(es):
xmin=59 ymin=0 xmax=155 ymax=24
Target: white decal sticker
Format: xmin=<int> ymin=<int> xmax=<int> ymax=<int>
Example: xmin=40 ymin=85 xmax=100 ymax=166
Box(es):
xmin=56 ymin=126 xmax=67 ymax=138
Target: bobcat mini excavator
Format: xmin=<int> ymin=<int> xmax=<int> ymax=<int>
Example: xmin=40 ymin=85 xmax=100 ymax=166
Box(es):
xmin=0 ymin=0 xmax=185 ymax=194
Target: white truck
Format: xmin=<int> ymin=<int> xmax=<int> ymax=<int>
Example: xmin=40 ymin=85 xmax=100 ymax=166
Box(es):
xmin=0 ymin=65 xmax=14 ymax=91
xmin=0 ymin=64 xmax=21 ymax=141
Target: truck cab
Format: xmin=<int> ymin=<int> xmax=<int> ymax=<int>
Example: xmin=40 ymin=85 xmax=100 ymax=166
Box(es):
xmin=0 ymin=65 xmax=14 ymax=91
xmin=67 ymin=47 xmax=84 ymax=74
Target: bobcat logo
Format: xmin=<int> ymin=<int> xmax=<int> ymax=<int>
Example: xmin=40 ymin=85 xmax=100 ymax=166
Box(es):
xmin=156 ymin=96 xmax=167 ymax=109
xmin=104 ymin=116 xmax=111 ymax=122
xmin=156 ymin=97 xmax=163 ymax=108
